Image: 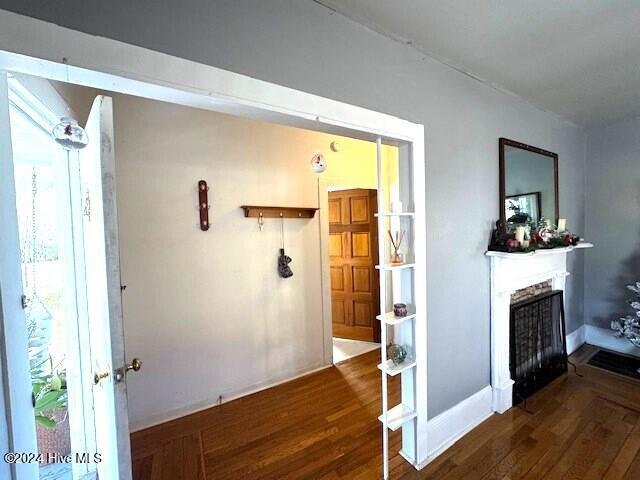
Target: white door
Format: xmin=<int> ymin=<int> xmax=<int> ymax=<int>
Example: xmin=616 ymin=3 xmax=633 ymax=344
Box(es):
xmin=78 ymin=95 xmax=133 ymax=480
xmin=0 ymin=72 xmax=39 ymax=480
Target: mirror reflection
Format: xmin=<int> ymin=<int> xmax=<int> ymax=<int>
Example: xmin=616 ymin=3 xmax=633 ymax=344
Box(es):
xmin=503 ymin=143 xmax=557 ymax=227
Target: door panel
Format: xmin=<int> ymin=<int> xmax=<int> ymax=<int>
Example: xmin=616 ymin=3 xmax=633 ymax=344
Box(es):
xmin=330 ymin=266 xmax=345 ymax=291
xmin=328 ymin=233 xmax=344 ymax=257
xmin=79 ymin=96 xmax=132 ymax=480
xmin=0 ymin=71 xmax=39 ymax=480
xmin=352 ymin=267 xmax=371 ymax=293
xmin=350 ymin=196 xmax=370 ymax=223
xmin=329 ymin=189 xmax=379 ymax=342
xmin=351 ymin=232 xmax=370 ymax=257
xmin=354 ymin=302 xmax=373 ymax=326
xmin=332 ymin=300 xmax=347 ymax=325
xmin=328 ymin=198 xmax=342 ymax=224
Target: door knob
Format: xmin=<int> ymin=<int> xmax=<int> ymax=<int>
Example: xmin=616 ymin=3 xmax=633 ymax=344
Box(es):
xmin=115 ymin=358 xmax=143 ymax=383
xmin=127 ymin=358 xmax=143 ymax=373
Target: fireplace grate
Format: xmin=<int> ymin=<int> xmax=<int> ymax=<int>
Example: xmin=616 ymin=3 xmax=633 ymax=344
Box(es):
xmin=510 ymin=290 xmax=567 ymax=404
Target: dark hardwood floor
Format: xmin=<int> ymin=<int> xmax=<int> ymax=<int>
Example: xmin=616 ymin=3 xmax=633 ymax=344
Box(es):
xmin=131 ymin=345 xmax=640 ymax=479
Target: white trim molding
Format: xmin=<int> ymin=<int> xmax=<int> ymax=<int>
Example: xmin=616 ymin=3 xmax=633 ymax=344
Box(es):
xmin=415 ymin=386 xmax=493 ymax=469
xmin=566 ymin=325 xmax=586 ymax=355
xmin=411 ymin=323 xmax=591 ymax=470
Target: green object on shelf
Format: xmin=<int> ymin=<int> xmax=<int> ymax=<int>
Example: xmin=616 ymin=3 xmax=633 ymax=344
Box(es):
xmin=387 ymin=343 xmax=407 ymax=366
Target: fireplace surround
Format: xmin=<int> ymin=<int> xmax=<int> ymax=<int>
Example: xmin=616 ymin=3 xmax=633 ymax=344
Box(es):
xmin=486 ymin=242 xmax=592 ymax=413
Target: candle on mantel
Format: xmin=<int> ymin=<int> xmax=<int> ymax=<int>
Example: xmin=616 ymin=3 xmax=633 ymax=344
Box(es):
xmin=515 ymin=226 xmax=526 ymax=244
xmin=558 ymin=218 xmax=567 ymax=232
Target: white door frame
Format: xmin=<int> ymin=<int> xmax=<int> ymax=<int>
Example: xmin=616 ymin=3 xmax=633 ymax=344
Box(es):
xmin=0 ymin=8 xmax=428 ymax=468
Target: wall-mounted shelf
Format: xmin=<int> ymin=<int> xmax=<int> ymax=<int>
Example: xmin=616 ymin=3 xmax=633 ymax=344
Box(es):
xmin=378 ymin=358 xmax=416 ymax=376
xmin=379 ymin=404 xmax=417 ymax=431
xmin=376 ymin=263 xmax=415 ymax=271
xmin=377 ymin=308 xmax=416 ymax=326
xmin=241 ymin=205 xmax=319 ymax=218
xmin=375 ymin=212 xmax=415 ymax=218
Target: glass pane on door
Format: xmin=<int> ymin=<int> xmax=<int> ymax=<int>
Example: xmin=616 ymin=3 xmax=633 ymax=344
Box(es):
xmin=10 ymin=97 xmax=74 ymax=480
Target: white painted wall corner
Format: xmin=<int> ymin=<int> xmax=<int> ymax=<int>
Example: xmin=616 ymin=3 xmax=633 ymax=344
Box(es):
xmin=566 ymin=325 xmax=586 ymax=355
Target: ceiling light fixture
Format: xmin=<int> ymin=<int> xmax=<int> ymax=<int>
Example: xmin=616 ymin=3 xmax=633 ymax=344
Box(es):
xmin=51 ymin=117 xmax=89 ymax=150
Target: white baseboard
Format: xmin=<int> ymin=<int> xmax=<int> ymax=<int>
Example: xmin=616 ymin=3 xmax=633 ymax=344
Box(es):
xmin=129 ymin=362 xmax=332 ymax=432
xmin=410 ymin=325 xmax=635 ymax=470
xmin=566 ymin=325 xmax=586 ymax=355
xmin=585 ymin=324 xmax=640 ymax=357
xmin=418 ymin=385 xmax=493 ymax=468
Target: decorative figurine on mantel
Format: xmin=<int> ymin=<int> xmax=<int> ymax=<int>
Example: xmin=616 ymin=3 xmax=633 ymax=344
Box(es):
xmin=388 ymin=230 xmax=406 ymax=264
xmin=488 ymin=217 xmax=581 ymax=253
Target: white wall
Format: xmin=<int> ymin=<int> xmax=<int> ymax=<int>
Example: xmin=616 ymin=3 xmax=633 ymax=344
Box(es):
xmin=0 ymin=0 xmax=587 ymax=419
xmin=101 ymin=93 xmax=397 ymax=430
xmin=585 ymin=115 xmax=640 ymax=330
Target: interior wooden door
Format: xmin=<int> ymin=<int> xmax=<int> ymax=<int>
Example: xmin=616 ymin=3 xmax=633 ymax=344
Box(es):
xmin=329 ymin=189 xmax=380 ymax=342
xmin=79 ymin=95 xmax=133 ymax=480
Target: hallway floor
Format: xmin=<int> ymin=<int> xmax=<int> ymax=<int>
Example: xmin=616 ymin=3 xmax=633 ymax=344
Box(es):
xmin=130 ymin=345 xmax=640 ymax=479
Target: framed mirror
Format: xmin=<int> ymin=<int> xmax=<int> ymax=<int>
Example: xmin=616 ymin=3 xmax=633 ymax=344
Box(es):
xmin=499 ymin=138 xmax=558 ymax=228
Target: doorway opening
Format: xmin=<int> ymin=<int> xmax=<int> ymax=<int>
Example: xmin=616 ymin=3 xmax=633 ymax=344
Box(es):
xmin=328 ymin=188 xmax=381 ymax=363
xmin=0 ymin=21 xmax=426 ymax=475
xmin=321 ymin=142 xmax=401 ymax=365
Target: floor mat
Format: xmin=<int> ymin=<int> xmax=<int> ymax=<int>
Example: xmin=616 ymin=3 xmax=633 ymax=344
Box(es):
xmin=588 ymin=349 xmax=640 ymax=379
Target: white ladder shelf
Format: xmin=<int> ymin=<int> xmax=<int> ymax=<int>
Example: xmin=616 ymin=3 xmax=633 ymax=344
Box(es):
xmin=376 ymin=138 xmax=419 ymax=479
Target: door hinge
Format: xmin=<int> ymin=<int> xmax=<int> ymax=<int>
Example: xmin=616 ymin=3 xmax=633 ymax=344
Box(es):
xmin=21 ymin=295 xmax=29 ymax=310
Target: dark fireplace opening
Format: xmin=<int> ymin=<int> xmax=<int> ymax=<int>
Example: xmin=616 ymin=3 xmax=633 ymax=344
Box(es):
xmin=510 ymin=290 xmax=568 ymax=404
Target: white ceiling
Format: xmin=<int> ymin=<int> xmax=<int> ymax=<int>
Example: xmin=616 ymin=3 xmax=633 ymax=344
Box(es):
xmin=317 ymin=0 xmax=640 ymax=128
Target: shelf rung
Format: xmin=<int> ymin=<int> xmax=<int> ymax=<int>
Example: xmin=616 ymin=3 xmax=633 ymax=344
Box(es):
xmin=375 ymin=212 xmax=415 ymax=218
xmin=378 ymin=358 xmax=416 ymax=376
xmin=375 ymin=263 xmax=415 ymax=271
xmin=378 ymin=404 xmax=417 ymax=431
xmin=376 ymin=309 xmax=416 ymax=325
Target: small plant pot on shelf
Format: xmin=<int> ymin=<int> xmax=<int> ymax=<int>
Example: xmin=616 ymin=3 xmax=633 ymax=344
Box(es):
xmin=393 ymin=303 xmax=408 ymax=317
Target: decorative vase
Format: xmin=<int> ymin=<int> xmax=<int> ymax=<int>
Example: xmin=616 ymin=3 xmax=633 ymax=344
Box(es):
xmin=393 ymin=303 xmax=408 ymax=317
xmin=390 ymin=252 xmax=404 ymax=265
xmin=387 ymin=343 xmax=407 ymax=366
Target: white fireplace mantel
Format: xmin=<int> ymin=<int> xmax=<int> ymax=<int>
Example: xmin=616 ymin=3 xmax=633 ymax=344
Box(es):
xmin=485 ymin=242 xmax=593 ymax=413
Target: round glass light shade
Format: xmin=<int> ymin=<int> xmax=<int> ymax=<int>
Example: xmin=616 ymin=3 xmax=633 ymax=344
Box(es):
xmin=51 ymin=117 xmax=89 ymax=150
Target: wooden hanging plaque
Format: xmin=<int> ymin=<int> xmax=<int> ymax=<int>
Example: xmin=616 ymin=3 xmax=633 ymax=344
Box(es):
xmin=198 ymin=180 xmax=210 ymax=231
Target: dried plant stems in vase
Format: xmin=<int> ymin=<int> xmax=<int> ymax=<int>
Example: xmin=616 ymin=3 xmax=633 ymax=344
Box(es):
xmin=388 ymin=229 xmax=406 ymax=265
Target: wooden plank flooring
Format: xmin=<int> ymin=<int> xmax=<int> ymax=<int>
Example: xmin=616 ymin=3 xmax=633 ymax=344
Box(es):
xmin=131 ymin=345 xmax=640 ymax=479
